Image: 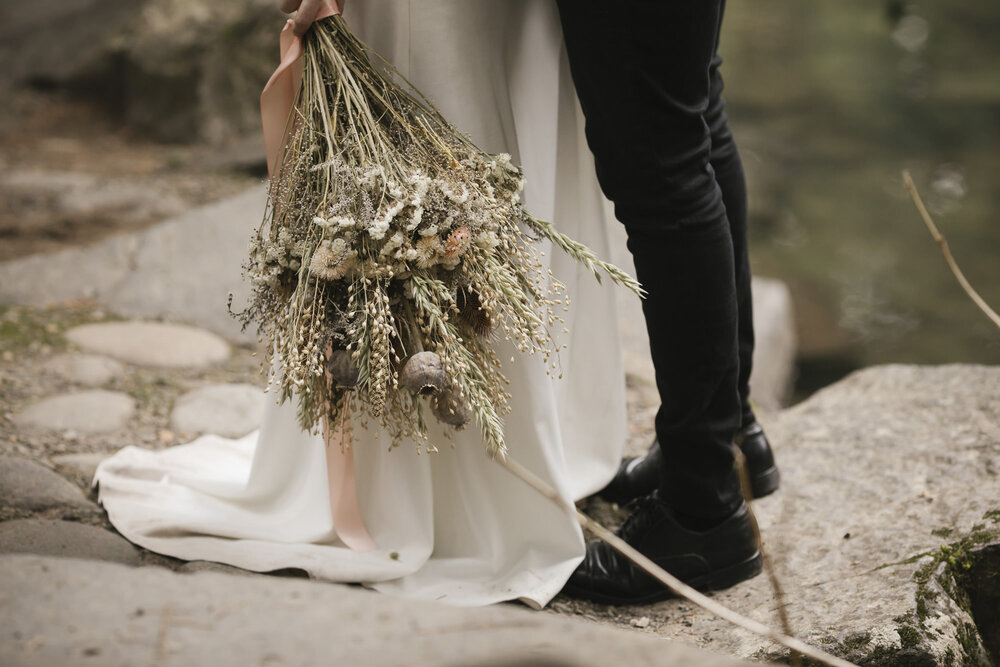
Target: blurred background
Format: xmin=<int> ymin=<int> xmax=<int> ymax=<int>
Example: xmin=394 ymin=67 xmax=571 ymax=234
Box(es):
xmin=1 ymin=0 xmax=997 ymax=401
xmin=722 ymin=0 xmax=1000 ymax=397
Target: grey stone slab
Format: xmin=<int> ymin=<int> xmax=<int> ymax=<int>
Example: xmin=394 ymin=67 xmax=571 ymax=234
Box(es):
xmin=628 ymin=364 xmax=999 ymax=665
xmin=0 ymin=170 xmax=187 ymax=229
xmin=0 ymin=521 xmax=140 ymax=566
xmin=170 ymin=383 xmax=264 ymax=438
xmin=0 ymin=187 xmax=265 ymax=344
xmin=65 ymin=321 xmax=230 ymax=369
xmin=51 ymin=452 xmax=114 ymax=485
xmin=13 ymin=390 xmax=135 ymax=433
xmin=0 ymin=457 xmax=97 ymax=516
xmin=41 ymin=353 xmax=125 ymax=386
xmin=748 ymin=277 xmax=796 ymax=412
xmin=0 ymin=555 xmax=752 ymax=667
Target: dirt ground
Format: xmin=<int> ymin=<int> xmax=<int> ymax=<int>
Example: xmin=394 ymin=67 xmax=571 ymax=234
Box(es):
xmin=0 ymin=86 xmax=257 ymax=261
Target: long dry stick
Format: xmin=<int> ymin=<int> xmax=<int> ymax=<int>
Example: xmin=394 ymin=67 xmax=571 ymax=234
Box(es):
xmin=902 ymin=170 xmax=1000 ymax=330
xmin=494 ymin=454 xmax=859 ymax=667
xmin=732 ymin=446 xmax=801 ymax=667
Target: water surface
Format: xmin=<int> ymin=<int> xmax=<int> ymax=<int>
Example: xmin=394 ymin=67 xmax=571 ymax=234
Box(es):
xmin=721 ymin=1 xmax=1000 ymax=394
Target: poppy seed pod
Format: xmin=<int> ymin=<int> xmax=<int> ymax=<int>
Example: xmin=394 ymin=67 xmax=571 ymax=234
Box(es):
xmin=400 ymin=351 xmax=447 ymax=395
xmin=431 ymin=388 xmax=470 ymax=427
xmin=327 ymin=349 xmax=360 ymax=387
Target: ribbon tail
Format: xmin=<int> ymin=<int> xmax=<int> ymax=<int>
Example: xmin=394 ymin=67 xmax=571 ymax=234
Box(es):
xmin=263 ymin=0 xmax=368 ymax=551
xmin=324 ymin=412 xmax=377 ymax=553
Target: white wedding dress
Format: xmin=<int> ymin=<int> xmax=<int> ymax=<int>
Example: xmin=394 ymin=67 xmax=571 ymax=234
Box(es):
xmin=94 ymin=0 xmax=627 ymax=609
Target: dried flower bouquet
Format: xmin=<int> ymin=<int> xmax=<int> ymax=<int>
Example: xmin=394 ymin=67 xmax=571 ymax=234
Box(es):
xmin=237 ymin=15 xmax=641 ymax=457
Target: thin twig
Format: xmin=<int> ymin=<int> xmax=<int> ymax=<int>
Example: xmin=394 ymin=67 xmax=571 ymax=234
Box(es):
xmin=734 ymin=445 xmax=800 ymax=667
xmin=494 ymin=454 xmax=859 ymax=667
xmin=902 ymin=170 xmax=1000 ymax=330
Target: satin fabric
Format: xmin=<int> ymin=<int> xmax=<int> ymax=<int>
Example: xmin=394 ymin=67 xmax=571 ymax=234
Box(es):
xmin=94 ymin=0 xmax=627 ymax=609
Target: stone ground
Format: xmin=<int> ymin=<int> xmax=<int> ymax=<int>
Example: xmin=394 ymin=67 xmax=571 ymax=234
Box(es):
xmin=1 ymin=301 xmax=998 ymax=666
xmin=0 ymin=303 xmax=750 ymax=666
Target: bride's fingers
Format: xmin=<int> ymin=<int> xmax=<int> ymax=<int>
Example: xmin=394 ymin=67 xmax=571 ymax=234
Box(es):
xmin=291 ymin=0 xmax=323 ymax=35
xmin=279 ymin=0 xmax=301 ymax=14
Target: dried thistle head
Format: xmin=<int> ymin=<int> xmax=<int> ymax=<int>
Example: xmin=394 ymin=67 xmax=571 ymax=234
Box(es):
xmin=456 ymin=286 xmax=494 ymax=337
xmin=310 ymin=239 xmax=356 ymax=281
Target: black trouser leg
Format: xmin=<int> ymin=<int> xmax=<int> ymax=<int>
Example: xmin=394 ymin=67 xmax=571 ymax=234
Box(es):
xmin=557 ymin=0 xmax=742 ymax=521
xmin=705 ymin=2 xmax=756 ymax=428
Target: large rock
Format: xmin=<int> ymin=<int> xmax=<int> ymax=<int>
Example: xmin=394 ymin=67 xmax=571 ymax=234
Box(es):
xmin=747 ymin=277 xmax=796 ymax=412
xmin=0 ymin=170 xmax=188 ymax=255
xmin=13 ymin=390 xmax=136 ymax=433
xmin=0 ymin=520 xmax=140 ymax=566
xmin=0 ymin=0 xmax=148 ymax=87
xmin=66 ymin=321 xmax=230 ymax=368
xmin=170 ymin=383 xmax=264 ymax=437
xmin=0 ymin=0 xmax=284 ymax=146
xmin=606 ymin=365 xmax=998 ymax=665
xmin=120 ymin=0 xmax=285 ymax=144
xmin=0 ymin=188 xmax=265 ymax=343
xmin=0 ymin=555 xmax=751 ymax=667
xmin=0 ymin=457 xmax=98 ymax=519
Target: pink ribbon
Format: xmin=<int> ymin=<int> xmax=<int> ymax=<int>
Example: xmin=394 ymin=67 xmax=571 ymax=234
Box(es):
xmin=262 ymin=1 xmax=376 ymax=552
xmin=322 ymin=408 xmax=377 ymax=552
xmin=260 ymin=0 xmax=344 ymax=178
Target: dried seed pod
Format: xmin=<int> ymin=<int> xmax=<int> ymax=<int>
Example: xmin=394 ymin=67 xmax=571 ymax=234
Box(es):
xmin=327 ymin=349 xmax=359 ymax=387
xmin=431 ymin=388 xmax=470 ymax=427
xmin=400 ymin=351 xmax=447 ymax=395
xmin=456 ymin=287 xmax=493 ymax=336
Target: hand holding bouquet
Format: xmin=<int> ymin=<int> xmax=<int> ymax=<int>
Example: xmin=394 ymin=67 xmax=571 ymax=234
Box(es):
xmin=238 ymin=10 xmax=641 ymax=458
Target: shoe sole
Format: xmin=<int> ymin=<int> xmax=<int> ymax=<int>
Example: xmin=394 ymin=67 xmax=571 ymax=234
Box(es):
xmin=563 ymin=550 xmax=764 ymax=606
xmin=750 ymin=465 xmax=781 ymax=499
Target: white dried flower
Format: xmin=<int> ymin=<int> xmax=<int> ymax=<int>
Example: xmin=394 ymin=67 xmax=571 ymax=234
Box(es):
xmin=369 ymin=200 xmax=406 ymax=240
xmin=380 ymin=231 xmax=406 ymax=257
xmin=443 ymin=183 xmax=470 ymax=204
xmin=476 ymin=231 xmax=501 ymax=250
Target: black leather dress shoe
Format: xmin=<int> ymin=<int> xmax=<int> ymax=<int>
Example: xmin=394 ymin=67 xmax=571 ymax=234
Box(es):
xmin=599 ymin=421 xmax=780 ymax=506
xmin=735 ymin=421 xmax=781 ymax=498
xmin=562 ymin=494 xmax=762 ymax=605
